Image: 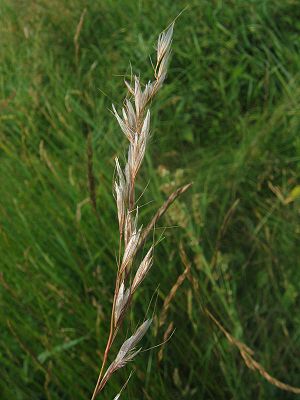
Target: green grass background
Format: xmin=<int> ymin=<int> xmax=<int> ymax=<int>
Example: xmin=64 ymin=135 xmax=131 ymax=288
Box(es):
xmin=1 ymin=0 xmax=300 ymax=399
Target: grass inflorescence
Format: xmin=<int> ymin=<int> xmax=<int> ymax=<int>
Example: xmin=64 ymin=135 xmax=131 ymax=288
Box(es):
xmin=1 ymin=1 xmax=300 ymax=399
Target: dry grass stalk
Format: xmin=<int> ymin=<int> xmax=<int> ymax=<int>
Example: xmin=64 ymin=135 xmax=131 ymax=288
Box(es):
xmin=91 ymin=23 xmax=191 ymax=399
xmin=39 ymin=140 xmax=59 ymax=180
xmin=76 ymin=197 xmax=90 ymax=223
xmin=157 ymin=243 xmax=191 ymax=363
xmin=159 ymin=243 xmax=191 ymax=328
xmin=157 ymin=321 xmax=174 ymax=364
xmin=74 ymin=8 xmax=87 ymax=64
xmin=205 ymin=308 xmax=300 ymax=395
xmin=210 ymin=198 xmax=240 ymax=270
xmin=86 ymin=132 xmax=98 ymax=217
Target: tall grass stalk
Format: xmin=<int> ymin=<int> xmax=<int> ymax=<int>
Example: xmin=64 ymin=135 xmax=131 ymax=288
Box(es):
xmin=90 ymin=23 xmax=190 ymax=399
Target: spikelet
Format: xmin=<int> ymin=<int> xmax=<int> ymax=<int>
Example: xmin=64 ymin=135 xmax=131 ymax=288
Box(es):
xmin=131 ymin=246 xmax=154 ymax=292
xmin=157 ymin=23 xmax=174 ymax=66
xmin=100 ymin=320 xmax=152 ymax=388
xmin=112 ymin=104 xmax=134 ymax=142
xmin=114 ymin=282 xmax=130 ymax=326
xmin=120 ymin=225 xmax=142 ymax=274
xmin=114 ymin=157 xmax=127 ymax=234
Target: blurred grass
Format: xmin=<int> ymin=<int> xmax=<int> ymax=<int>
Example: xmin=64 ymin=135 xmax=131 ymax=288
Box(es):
xmin=1 ymin=0 xmax=300 ymax=399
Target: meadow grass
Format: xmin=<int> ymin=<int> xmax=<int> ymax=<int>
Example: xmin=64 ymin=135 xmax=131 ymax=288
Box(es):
xmin=1 ymin=1 xmax=300 ymax=399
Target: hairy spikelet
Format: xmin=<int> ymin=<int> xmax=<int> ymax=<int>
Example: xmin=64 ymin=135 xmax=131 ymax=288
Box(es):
xmin=114 ymin=282 xmax=130 ymax=326
xmin=99 ymin=320 xmax=152 ymax=390
xmin=120 ymin=226 xmax=142 ymax=274
xmin=132 ymin=246 xmax=154 ymax=292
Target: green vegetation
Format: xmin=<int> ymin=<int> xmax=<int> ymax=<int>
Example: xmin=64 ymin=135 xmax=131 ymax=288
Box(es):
xmin=1 ymin=0 xmax=300 ymax=399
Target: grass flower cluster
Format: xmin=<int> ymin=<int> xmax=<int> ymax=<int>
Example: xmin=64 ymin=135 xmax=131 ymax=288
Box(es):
xmin=91 ymin=23 xmax=190 ymax=399
xmin=1 ymin=2 xmax=300 ymax=399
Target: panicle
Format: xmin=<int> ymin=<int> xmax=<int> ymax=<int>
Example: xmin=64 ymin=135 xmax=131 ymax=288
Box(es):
xmin=94 ymin=23 xmax=176 ymax=399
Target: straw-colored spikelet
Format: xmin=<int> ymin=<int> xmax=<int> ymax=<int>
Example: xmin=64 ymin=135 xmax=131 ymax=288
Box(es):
xmin=131 ymin=246 xmax=154 ymax=293
xmin=91 ymin=23 xmax=191 ymax=399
